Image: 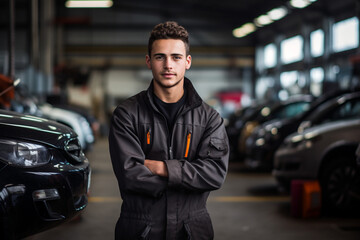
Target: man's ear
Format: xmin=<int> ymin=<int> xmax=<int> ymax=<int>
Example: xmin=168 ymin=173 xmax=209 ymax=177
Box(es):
xmin=145 ymin=55 xmax=152 ymax=69
xmin=185 ymin=55 xmax=192 ymax=70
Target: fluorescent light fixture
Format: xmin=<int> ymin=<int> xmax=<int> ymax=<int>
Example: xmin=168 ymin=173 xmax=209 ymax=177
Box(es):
xmin=233 ymin=23 xmax=256 ymax=38
xmin=255 ymin=15 xmax=273 ymax=27
xmin=267 ymin=7 xmax=288 ymax=21
xmin=290 ymin=0 xmax=311 ymax=9
xmin=232 ymin=0 xmax=316 ymax=38
xmin=232 ymin=28 xmax=247 ymax=38
xmin=66 ymin=0 xmax=113 ymax=8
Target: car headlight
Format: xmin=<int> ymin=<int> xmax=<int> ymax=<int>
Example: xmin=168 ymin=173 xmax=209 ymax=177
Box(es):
xmin=244 ymin=121 xmax=259 ymax=137
xmin=288 ymin=132 xmax=320 ymax=149
xmin=0 ymin=139 xmax=51 ymax=167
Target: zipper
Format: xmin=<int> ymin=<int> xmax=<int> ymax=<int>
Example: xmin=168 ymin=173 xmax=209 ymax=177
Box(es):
xmin=150 ymin=96 xmax=193 ymax=160
xmin=152 ymin=109 xmax=172 ymax=159
xmin=169 ymin=146 xmax=173 ymax=159
xmin=140 ymin=225 xmax=151 ymax=239
xmin=184 ymin=131 xmax=192 ymax=158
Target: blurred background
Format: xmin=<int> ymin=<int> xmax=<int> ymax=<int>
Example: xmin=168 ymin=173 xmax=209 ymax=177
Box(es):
xmin=1 ymin=0 xmax=357 ymax=130
xmin=1 ymin=0 xmax=360 ymax=239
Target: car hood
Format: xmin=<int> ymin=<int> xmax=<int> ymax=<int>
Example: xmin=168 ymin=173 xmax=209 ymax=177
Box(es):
xmin=253 ymin=119 xmax=285 ymax=135
xmin=285 ymin=119 xmax=360 ymax=145
xmin=0 ymin=109 xmax=77 ymax=148
xmin=262 ymin=119 xmax=285 ymax=129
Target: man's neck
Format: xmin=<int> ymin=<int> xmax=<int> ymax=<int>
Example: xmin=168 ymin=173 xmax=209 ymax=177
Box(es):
xmin=153 ymin=82 xmax=184 ymax=103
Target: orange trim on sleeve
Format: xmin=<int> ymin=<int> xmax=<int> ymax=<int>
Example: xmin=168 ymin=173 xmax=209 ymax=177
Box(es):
xmin=184 ymin=132 xmax=191 ymax=158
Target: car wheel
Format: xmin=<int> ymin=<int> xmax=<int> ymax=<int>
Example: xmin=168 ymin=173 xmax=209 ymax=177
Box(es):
xmin=320 ymin=154 xmax=360 ymax=215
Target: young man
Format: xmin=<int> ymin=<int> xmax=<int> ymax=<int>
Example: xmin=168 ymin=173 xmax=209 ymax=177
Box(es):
xmin=109 ymin=21 xmax=229 ymax=240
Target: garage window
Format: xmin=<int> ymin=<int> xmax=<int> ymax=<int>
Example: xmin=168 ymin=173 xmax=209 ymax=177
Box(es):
xmin=310 ymin=29 xmax=324 ymax=57
xmin=264 ymin=43 xmax=277 ymax=68
xmin=310 ymin=67 xmax=324 ymax=96
xmin=332 ymin=17 xmax=359 ymax=52
xmin=281 ymin=35 xmax=304 ymax=64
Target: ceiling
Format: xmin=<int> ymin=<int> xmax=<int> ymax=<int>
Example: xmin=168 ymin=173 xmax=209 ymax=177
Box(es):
xmin=2 ymin=0 xmax=358 ymax=48
xmin=56 ymin=0 xmax=289 ymax=30
xmin=53 ymin=0 xmax=293 ymax=47
xmin=52 ymin=0 xmax=358 ymax=46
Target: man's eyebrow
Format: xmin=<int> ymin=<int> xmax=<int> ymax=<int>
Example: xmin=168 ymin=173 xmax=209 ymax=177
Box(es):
xmin=153 ymin=53 xmax=184 ymax=56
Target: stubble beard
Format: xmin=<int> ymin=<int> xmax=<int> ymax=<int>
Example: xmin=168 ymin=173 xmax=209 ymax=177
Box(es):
xmin=154 ymin=76 xmax=184 ymax=89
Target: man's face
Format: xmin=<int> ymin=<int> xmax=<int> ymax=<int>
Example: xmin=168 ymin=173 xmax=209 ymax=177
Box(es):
xmin=146 ymin=39 xmax=191 ymax=89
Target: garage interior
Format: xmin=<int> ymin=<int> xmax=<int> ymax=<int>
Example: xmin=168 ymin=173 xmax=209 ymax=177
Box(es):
xmin=1 ymin=0 xmax=360 ymax=239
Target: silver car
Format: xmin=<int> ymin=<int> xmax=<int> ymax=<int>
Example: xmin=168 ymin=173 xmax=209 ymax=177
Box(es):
xmin=39 ymin=104 xmax=95 ymax=151
xmin=273 ymin=92 xmax=360 ymax=215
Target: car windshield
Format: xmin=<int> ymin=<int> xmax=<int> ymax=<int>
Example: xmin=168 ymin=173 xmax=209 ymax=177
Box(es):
xmin=313 ymin=97 xmax=360 ymax=126
xmin=272 ymin=102 xmax=311 ymax=119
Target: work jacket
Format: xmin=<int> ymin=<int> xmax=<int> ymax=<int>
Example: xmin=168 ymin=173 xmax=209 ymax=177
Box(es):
xmin=109 ymin=78 xmax=229 ymax=240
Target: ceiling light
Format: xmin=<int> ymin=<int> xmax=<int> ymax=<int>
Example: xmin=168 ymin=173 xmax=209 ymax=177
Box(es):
xmin=65 ymin=0 xmax=113 ymax=8
xmin=233 ymin=23 xmax=256 ymax=38
xmin=232 ymin=28 xmax=247 ymax=38
xmin=254 ymin=15 xmax=273 ymax=27
xmin=290 ymin=0 xmax=311 ymax=9
xmin=267 ymin=7 xmax=288 ymax=21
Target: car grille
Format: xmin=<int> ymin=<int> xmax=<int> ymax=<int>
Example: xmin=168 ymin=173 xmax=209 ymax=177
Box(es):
xmin=65 ymin=139 xmax=86 ymax=164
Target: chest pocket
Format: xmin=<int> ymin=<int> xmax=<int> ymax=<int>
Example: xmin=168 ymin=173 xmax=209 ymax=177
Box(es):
xmin=208 ymin=137 xmax=228 ymax=159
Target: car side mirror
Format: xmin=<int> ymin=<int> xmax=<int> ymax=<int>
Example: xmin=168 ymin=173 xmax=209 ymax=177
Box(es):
xmin=298 ymin=120 xmax=311 ymax=133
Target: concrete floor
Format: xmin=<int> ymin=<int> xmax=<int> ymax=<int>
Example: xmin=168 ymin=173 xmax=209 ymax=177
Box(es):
xmin=26 ymin=137 xmax=360 ymax=240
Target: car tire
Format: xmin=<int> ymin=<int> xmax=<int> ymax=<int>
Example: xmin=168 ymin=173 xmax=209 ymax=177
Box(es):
xmin=320 ymin=153 xmax=360 ymax=216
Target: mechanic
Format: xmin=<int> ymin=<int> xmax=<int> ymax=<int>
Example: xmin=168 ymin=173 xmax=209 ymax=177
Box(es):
xmin=109 ymin=21 xmax=229 ymax=240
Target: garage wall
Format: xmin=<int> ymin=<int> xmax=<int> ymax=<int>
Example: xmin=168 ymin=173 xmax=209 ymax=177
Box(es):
xmin=76 ymin=67 xmax=249 ymax=123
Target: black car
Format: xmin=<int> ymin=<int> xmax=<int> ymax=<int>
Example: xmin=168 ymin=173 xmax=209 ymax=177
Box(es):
xmin=225 ymin=103 xmax=268 ymax=161
xmin=244 ymin=95 xmax=314 ymax=170
xmin=0 ymin=110 xmax=91 ymax=239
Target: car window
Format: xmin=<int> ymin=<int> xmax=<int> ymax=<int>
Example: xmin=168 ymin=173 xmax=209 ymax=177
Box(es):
xmin=272 ymin=102 xmax=310 ymax=119
xmin=316 ymin=98 xmax=360 ymax=125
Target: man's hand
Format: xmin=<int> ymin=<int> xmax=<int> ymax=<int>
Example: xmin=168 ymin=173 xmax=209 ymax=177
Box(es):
xmin=144 ymin=159 xmax=168 ymax=177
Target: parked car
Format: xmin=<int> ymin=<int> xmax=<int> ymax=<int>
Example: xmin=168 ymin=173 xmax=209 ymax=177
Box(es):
xmin=46 ymin=94 xmax=101 ymax=140
xmin=39 ymin=104 xmax=95 ymax=151
xmin=10 ymin=86 xmax=95 ymax=152
xmin=273 ymin=93 xmax=360 ymax=214
xmin=243 ymin=95 xmax=314 ymax=170
xmin=52 ymin=103 xmax=101 ymax=140
xmin=0 ymin=109 xmax=91 ymax=239
xmin=225 ymin=103 xmax=266 ymax=161
xmin=242 ymin=90 xmax=352 ymax=170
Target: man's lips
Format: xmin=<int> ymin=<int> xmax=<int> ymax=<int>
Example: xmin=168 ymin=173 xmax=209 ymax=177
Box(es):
xmin=161 ymin=73 xmax=176 ymax=78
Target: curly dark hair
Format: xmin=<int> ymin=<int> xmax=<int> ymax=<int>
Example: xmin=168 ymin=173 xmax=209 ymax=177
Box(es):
xmin=148 ymin=21 xmax=190 ymax=57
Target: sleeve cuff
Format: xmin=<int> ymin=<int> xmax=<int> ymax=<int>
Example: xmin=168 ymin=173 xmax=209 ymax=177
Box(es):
xmin=164 ymin=160 xmax=182 ymax=187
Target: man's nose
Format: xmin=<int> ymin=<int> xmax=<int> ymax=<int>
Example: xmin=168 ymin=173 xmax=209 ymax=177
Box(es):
xmin=164 ymin=58 xmax=173 ymax=69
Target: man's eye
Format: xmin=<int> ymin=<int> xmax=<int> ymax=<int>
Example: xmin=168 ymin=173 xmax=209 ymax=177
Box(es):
xmin=155 ymin=56 xmax=164 ymax=60
xmin=174 ymin=56 xmax=182 ymax=60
